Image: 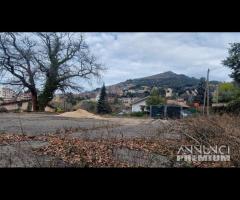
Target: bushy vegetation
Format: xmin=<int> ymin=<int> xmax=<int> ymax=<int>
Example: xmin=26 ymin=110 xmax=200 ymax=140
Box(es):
xmin=213 ymin=83 xmax=239 ymax=103
xmin=130 ymin=111 xmax=147 ymax=117
xmin=154 ymin=115 xmax=240 ymax=167
xmin=77 ymin=100 xmax=97 ymax=113
xmin=0 ymin=107 xmax=8 ymax=113
xmin=226 ymin=99 xmax=240 ymax=115
xmin=146 ymin=87 xmax=166 ymax=110
xmin=181 ymin=115 xmax=240 ymax=167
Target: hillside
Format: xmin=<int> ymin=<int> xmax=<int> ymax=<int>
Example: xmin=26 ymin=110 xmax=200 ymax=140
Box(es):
xmin=108 ymin=71 xmax=203 ymax=91
xmin=90 ymin=71 xmax=220 ymax=95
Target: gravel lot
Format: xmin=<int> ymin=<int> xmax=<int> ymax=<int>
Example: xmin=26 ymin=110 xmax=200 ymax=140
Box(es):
xmin=0 ymin=113 xmax=177 ymax=139
xmin=0 ymin=140 xmax=69 ymax=167
xmin=0 ymin=113 xmax=117 ymax=135
xmin=0 ymin=113 xmax=181 ymax=167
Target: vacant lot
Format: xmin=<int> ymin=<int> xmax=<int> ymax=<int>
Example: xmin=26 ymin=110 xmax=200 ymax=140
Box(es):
xmin=0 ymin=113 xmax=181 ymax=167
xmin=0 ymin=113 xmax=239 ymax=167
xmin=0 ymin=113 xmax=175 ymax=139
xmin=0 ymin=113 xmax=114 ymax=135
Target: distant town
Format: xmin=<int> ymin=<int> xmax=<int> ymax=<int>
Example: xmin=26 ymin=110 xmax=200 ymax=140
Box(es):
xmin=0 ymin=71 xmax=221 ymax=117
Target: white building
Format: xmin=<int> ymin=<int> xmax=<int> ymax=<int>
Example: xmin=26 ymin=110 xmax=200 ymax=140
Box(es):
xmin=0 ymin=100 xmax=33 ymax=112
xmin=0 ymin=87 xmax=15 ymax=101
xmin=95 ymin=93 xmax=100 ymax=102
xmin=165 ymin=88 xmax=173 ymax=97
xmin=131 ymin=97 xmax=148 ymax=112
xmin=120 ymin=97 xmax=139 ymax=107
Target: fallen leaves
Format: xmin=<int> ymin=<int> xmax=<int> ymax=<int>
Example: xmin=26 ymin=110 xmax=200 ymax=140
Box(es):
xmin=0 ymin=133 xmax=33 ymax=144
xmin=32 ymin=136 xmax=179 ymax=167
xmin=1 ymin=114 xmax=240 ymax=168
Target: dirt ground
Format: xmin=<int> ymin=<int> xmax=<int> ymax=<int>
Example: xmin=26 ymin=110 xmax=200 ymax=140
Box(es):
xmin=0 ymin=113 xmax=170 ymax=136
xmin=0 ymin=112 xmax=181 ymax=167
xmin=1 ymin=112 xmax=238 ymax=168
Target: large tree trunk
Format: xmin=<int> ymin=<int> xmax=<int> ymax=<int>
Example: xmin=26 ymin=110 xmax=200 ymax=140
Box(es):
xmin=31 ymin=91 xmax=39 ymax=112
xmin=38 ymin=68 xmax=58 ymax=111
xmin=38 ymin=83 xmax=57 ymax=111
xmin=38 ymin=91 xmax=55 ymax=111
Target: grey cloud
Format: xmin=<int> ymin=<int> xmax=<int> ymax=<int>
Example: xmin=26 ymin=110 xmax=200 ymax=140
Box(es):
xmin=84 ymin=32 xmax=239 ymax=89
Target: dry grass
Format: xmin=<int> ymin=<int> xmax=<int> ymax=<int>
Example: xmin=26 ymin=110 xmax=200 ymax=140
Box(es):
xmin=176 ymin=114 xmax=240 ymax=167
xmin=1 ymin=114 xmax=240 ymax=168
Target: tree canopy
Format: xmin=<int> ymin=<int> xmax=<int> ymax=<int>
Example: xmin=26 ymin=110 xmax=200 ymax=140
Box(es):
xmin=223 ymin=43 xmax=240 ymax=85
xmin=213 ymin=82 xmax=240 ymax=103
xmin=146 ymin=87 xmax=166 ymax=108
xmin=0 ymin=32 xmax=104 ymax=111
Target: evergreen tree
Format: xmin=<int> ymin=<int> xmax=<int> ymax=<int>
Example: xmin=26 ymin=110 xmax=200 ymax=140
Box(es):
xmin=194 ymin=77 xmax=206 ymax=105
xmin=97 ymin=84 xmax=112 ymax=114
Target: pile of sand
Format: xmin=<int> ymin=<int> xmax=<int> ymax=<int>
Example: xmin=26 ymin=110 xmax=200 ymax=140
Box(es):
xmin=59 ymin=109 xmax=104 ymax=119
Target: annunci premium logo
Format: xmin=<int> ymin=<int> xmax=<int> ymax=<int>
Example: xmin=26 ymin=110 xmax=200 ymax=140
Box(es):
xmin=177 ymin=145 xmax=231 ymax=162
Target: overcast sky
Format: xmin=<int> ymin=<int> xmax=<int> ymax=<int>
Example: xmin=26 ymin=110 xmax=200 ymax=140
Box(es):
xmin=83 ymin=32 xmax=240 ymax=90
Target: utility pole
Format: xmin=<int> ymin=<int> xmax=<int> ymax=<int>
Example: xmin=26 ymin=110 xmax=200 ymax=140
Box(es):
xmin=206 ymin=68 xmax=210 ymax=116
xmin=216 ymin=84 xmax=219 ymax=104
xmin=202 ymin=68 xmax=210 ymax=116
xmin=203 ymin=87 xmax=206 ymax=115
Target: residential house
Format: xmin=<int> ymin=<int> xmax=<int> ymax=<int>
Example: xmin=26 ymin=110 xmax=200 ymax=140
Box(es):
xmin=17 ymin=92 xmax=32 ymax=101
xmin=165 ymin=88 xmax=173 ymax=97
xmin=107 ymin=86 xmax=124 ymax=96
xmin=0 ymin=99 xmax=57 ymax=112
xmin=0 ymin=87 xmax=16 ymax=101
xmin=0 ymin=100 xmax=33 ymax=112
xmin=166 ymin=99 xmax=190 ymax=108
xmin=120 ymin=97 xmax=139 ymax=108
xmin=180 ymin=89 xmax=198 ymax=104
xmin=131 ymin=96 xmax=148 ymax=112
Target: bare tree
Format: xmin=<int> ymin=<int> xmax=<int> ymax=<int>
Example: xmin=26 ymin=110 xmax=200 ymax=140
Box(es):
xmin=0 ymin=32 xmax=39 ymax=111
xmin=34 ymin=32 xmax=104 ymax=110
xmin=0 ymin=32 xmax=104 ymax=111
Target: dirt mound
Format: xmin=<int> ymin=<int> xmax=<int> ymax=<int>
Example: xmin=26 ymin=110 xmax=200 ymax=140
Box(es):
xmin=59 ymin=109 xmax=104 ymax=119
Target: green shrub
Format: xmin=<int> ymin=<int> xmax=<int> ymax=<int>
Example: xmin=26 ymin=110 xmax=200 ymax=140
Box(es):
xmin=0 ymin=107 xmax=8 ymax=113
xmin=56 ymin=107 xmax=64 ymax=113
xmin=130 ymin=111 xmax=146 ymax=117
xmin=226 ymin=99 xmax=240 ymax=115
xmin=79 ymin=100 xmax=97 ymax=113
xmin=212 ymin=99 xmax=240 ymax=115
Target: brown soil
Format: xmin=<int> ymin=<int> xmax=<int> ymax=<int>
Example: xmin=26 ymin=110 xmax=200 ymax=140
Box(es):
xmin=59 ymin=109 xmax=104 ymax=120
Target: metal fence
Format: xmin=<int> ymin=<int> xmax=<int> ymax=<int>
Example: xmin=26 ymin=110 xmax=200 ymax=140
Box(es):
xmin=150 ymin=105 xmax=183 ymax=119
